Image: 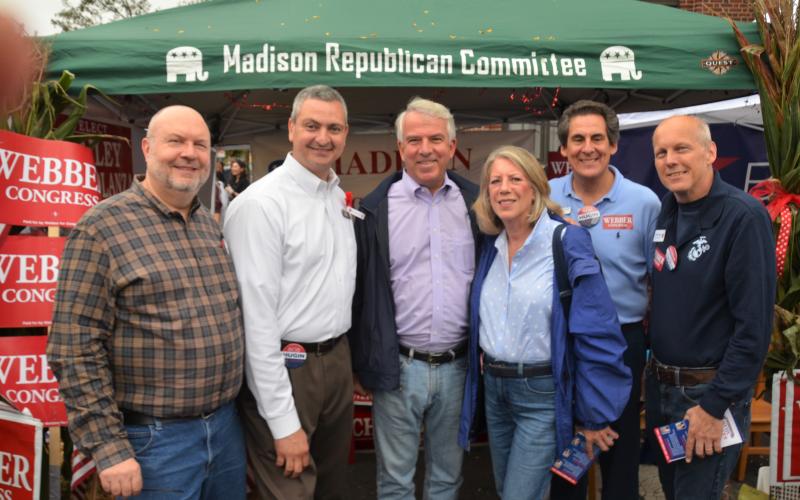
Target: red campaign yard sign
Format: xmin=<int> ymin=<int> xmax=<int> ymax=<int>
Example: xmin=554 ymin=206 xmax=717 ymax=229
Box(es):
xmin=547 ymin=151 xmax=571 ymax=180
xmin=0 ymin=408 xmax=42 ymax=500
xmin=0 ymin=336 xmax=67 ymax=426
xmin=771 ymin=371 xmax=800 ymax=484
xmin=74 ymin=118 xmax=133 ymax=199
xmin=353 ymin=392 xmax=374 ymax=450
xmin=0 ymin=129 xmax=100 ymax=227
xmin=0 ymin=236 xmax=65 ymax=328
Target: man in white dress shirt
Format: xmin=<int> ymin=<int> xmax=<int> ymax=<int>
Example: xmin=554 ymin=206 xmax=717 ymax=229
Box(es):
xmin=224 ymin=85 xmax=356 ymax=499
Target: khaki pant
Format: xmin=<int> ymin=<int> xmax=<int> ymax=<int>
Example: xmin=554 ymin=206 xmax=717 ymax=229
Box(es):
xmin=239 ymin=336 xmax=354 ymax=500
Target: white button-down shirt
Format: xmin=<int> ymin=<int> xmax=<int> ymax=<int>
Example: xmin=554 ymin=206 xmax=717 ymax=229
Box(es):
xmin=223 ymin=153 xmax=356 ymax=439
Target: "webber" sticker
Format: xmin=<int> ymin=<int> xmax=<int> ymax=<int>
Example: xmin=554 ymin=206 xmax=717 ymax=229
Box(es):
xmin=602 ymin=214 xmax=633 ymax=230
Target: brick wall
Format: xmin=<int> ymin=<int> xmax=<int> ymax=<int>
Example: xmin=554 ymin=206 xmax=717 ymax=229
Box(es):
xmin=678 ymin=0 xmax=754 ymax=21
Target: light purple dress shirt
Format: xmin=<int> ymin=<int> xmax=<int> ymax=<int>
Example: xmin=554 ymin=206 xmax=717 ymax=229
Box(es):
xmin=388 ymin=171 xmax=475 ymax=352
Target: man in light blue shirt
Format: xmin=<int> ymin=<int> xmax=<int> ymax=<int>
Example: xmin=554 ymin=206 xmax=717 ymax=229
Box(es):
xmin=349 ymin=98 xmax=480 ymax=500
xmin=549 ymin=100 xmax=660 ymax=500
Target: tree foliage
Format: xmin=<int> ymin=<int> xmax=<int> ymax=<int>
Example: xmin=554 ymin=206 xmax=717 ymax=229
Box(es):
xmin=51 ymin=0 xmax=153 ymax=32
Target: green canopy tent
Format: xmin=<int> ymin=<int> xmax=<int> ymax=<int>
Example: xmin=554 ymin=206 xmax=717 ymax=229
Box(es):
xmin=46 ymin=0 xmax=758 ymax=136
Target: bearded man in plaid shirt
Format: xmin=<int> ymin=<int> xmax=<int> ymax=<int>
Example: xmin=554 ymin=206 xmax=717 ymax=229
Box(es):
xmin=48 ymin=105 xmax=246 ymax=499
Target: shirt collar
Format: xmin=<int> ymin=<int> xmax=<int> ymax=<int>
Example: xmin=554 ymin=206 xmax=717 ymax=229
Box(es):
xmin=284 ymin=152 xmax=340 ymax=196
xmin=662 ymin=171 xmax=725 ymax=229
xmin=133 ymin=175 xmax=201 ymax=218
xmin=493 ymin=209 xmax=551 ymax=254
xmin=561 ymin=165 xmax=621 ymax=203
xmin=399 ymin=169 xmax=454 ymax=200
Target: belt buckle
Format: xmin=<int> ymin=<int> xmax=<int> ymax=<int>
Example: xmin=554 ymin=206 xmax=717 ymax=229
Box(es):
xmin=314 ymin=340 xmax=330 ymax=356
xmin=427 ymin=352 xmax=441 ymax=365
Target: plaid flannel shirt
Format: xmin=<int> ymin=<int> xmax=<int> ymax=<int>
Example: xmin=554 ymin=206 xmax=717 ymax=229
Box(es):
xmin=47 ymin=179 xmax=244 ymax=471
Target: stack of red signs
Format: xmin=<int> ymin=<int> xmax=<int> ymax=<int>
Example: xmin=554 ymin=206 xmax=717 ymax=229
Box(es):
xmin=0 ymin=129 xmax=101 ymax=328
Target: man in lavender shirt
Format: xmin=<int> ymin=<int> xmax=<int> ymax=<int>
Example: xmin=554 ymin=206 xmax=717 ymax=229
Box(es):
xmin=349 ymin=97 xmax=480 ymax=499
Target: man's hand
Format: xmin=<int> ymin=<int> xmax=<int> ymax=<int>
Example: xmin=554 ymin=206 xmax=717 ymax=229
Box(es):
xmin=275 ymin=429 xmax=310 ymax=478
xmin=353 ymin=375 xmax=371 ymax=397
xmin=578 ymin=426 xmax=619 ymax=460
xmin=99 ymin=458 xmax=142 ymax=497
xmin=684 ymin=405 xmax=723 ymax=463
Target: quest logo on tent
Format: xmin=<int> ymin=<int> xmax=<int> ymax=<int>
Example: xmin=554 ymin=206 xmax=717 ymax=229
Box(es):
xmin=700 ymin=51 xmax=738 ymax=76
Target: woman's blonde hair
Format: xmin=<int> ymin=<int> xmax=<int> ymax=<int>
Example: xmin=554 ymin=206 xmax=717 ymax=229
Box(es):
xmin=473 ymin=145 xmax=562 ymax=235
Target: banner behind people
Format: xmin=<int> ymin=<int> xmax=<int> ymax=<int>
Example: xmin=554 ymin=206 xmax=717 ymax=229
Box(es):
xmin=246 ymin=129 xmax=535 ymax=199
xmin=73 ymin=118 xmax=134 ymax=198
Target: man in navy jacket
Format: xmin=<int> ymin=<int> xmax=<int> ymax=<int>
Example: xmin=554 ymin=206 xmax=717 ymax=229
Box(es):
xmin=349 ymin=97 xmax=480 ymax=499
xmin=647 ymin=115 xmax=775 ymax=500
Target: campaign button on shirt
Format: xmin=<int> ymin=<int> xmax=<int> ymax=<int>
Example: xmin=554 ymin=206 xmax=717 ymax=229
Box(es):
xmin=577 ymin=205 xmax=600 ymax=227
xmin=282 ymin=343 xmax=307 ymax=368
xmin=654 ymin=247 xmax=666 ymax=272
xmin=665 ymin=245 xmax=678 ymax=271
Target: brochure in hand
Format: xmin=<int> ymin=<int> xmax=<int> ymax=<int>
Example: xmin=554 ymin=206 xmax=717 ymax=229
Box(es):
xmin=550 ymin=433 xmax=599 ymax=485
xmin=653 ymin=408 xmax=743 ymax=463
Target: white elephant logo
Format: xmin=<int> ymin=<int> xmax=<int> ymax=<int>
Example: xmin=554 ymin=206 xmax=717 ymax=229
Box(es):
xmin=166 ymin=46 xmax=209 ymax=83
xmin=600 ymin=46 xmax=642 ymax=82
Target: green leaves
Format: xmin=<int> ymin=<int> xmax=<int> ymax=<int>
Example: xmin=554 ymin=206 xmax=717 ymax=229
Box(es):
xmin=0 ymin=69 xmax=128 ymax=146
xmin=729 ymin=0 xmax=800 ymax=380
xmin=51 ymin=0 xmax=152 ymax=32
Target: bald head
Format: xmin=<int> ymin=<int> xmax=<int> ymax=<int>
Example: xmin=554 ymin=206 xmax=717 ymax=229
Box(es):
xmin=652 ymin=114 xmax=717 ymax=204
xmin=653 ymin=115 xmax=712 ymax=148
xmin=146 ymin=105 xmax=210 ymax=141
xmin=141 ymin=105 xmax=212 ymax=210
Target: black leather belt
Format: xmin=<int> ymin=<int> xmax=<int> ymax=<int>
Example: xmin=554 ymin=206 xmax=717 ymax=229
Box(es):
xmin=399 ymin=343 xmax=466 ymax=365
xmin=484 ymin=356 xmax=552 ymax=378
xmin=281 ymin=335 xmax=342 ymax=356
xmin=648 ymin=358 xmax=717 ymax=387
xmin=121 ymin=408 xmax=217 ymax=426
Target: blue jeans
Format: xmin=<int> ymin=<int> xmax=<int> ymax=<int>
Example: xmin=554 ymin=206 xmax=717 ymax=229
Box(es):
xmin=123 ymin=400 xmax=246 ymax=500
xmin=645 ymin=375 xmax=752 ymax=500
xmin=484 ymin=372 xmax=556 ymax=500
xmin=372 ymin=354 xmax=466 ymax=500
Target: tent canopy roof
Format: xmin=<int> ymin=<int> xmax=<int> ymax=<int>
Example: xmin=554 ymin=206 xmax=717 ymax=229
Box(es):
xmin=47 ymin=0 xmax=759 ymax=134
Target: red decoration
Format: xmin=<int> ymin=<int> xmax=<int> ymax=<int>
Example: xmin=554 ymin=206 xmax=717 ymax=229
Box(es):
xmin=749 ymin=178 xmax=800 ymax=277
xmin=508 ymin=87 xmax=561 ymax=116
xmin=224 ymin=92 xmax=289 ymax=113
xmin=772 ymin=371 xmax=800 ymax=484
